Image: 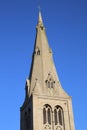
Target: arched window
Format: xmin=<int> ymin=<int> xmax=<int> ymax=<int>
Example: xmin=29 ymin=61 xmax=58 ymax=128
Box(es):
xmin=35 ymin=47 xmax=40 ymax=55
xmin=54 ymin=109 xmax=57 ymax=125
xmin=59 ymin=108 xmax=63 ymax=125
xmin=43 ymin=104 xmax=52 ymax=125
xmin=37 ymin=50 xmax=40 ymax=55
xmin=54 ymin=106 xmax=64 ymax=127
xmin=48 ymin=108 xmax=51 ymax=124
xmin=43 ymin=108 xmax=46 ymax=124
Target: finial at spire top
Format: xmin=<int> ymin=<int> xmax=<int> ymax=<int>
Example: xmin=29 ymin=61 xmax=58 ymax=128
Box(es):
xmin=37 ymin=5 xmax=43 ymax=24
xmin=39 ymin=11 xmax=43 ymax=22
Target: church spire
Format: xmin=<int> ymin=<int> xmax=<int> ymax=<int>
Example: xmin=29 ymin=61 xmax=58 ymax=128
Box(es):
xmin=27 ymin=11 xmax=68 ymax=98
xmin=20 ymin=12 xmax=75 ymax=130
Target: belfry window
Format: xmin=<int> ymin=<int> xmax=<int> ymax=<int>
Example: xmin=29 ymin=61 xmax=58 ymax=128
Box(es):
xmin=43 ymin=108 xmax=46 ymax=124
xmin=54 ymin=106 xmax=64 ymax=127
xmin=43 ymin=104 xmax=52 ymax=125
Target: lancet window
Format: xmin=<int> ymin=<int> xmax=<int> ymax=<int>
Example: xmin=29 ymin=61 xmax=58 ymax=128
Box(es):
xmin=43 ymin=104 xmax=52 ymax=125
xmin=54 ymin=106 xmax=64 ymax=129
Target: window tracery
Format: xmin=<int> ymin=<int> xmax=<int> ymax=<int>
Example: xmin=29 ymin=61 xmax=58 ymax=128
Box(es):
xmin=54 ymin=106 xmax=65 ymax=130
xmin=43 ymin=104 xmax=52 ymax=125
xmin=43 ymin=105 xmax=65 ymax=130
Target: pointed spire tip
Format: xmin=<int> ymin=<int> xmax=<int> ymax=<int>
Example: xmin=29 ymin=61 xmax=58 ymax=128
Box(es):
xmin=38 ymin=10 xmax=43 ymax=23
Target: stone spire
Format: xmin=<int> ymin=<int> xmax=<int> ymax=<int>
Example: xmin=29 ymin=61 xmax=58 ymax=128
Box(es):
xmin=20 ymin=12 xmax=75 ymax=130
xmin=26 ymin=11 xmax=69 ymax=98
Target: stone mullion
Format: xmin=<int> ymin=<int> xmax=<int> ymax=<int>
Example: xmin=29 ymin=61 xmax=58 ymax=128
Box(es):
xmin=46 ymin=108 xmax=48 ymax=124
xmin=57 ymin=109 xmax=59 ymax=125
xmin=52 ymin=110 xmax=54 ymax=130
xmin=61 ymin=110 xmax=63 ymax=126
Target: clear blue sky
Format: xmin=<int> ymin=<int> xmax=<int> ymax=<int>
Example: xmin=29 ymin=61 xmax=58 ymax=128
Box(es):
xmin=0 ymin=0 xmax=87 ymax=130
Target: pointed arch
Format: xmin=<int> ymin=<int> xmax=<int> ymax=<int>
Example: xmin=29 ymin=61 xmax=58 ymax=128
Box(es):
xmin=54 ymin=105 xmax=65 ymax=129
xmin=43 ymin=107 xmax=46 ymax=124
xmin=43 ymin=104 xmax=52 ymax=125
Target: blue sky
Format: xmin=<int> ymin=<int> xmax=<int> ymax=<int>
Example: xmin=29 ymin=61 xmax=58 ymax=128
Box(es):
xmin=0 ymin=0 xmax=87 ymax=130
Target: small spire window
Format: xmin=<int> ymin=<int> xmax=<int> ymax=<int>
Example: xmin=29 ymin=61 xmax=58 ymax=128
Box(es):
xmin=35 ymin=47 xmax=40 ymax=55
xmin=45 ymin=73 xmax=55 ymax=88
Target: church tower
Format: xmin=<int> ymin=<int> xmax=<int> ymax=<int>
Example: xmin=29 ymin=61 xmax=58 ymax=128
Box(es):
xmin=20 ymin=11 xmax=75 ymax=130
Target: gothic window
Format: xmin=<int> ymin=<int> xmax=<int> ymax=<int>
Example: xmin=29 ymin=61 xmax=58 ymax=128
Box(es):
xmin=43 ymin=104 xmax=52 ymax=125
xmin=35 ymin=47 xmax=40 ymax=55
xmin=46 ymin=73 xmax=55 ymax=88
xmin=54 ymin=106 xmax=64 ymax=127
xmin=54 ymin=109 xmax=57 ymax=125
xmin=43 ymin=108 xmax=46 ymax=124
xmin=37 ymin=50 xmax=40 ymax=55
xmin=59 ymin=109 xmax=62 ymax=125
xmin=48 ymin=108 xmax=51 ymax=124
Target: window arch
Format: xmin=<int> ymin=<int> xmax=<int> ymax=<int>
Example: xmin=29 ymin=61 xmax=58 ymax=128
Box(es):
xmin=43 ymin=104 xmax=52 ymax=125
xmin=35 ymin=47 xmax=40 ymax=55
xmin=54 ymin=106 xmax=64 ymax=127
